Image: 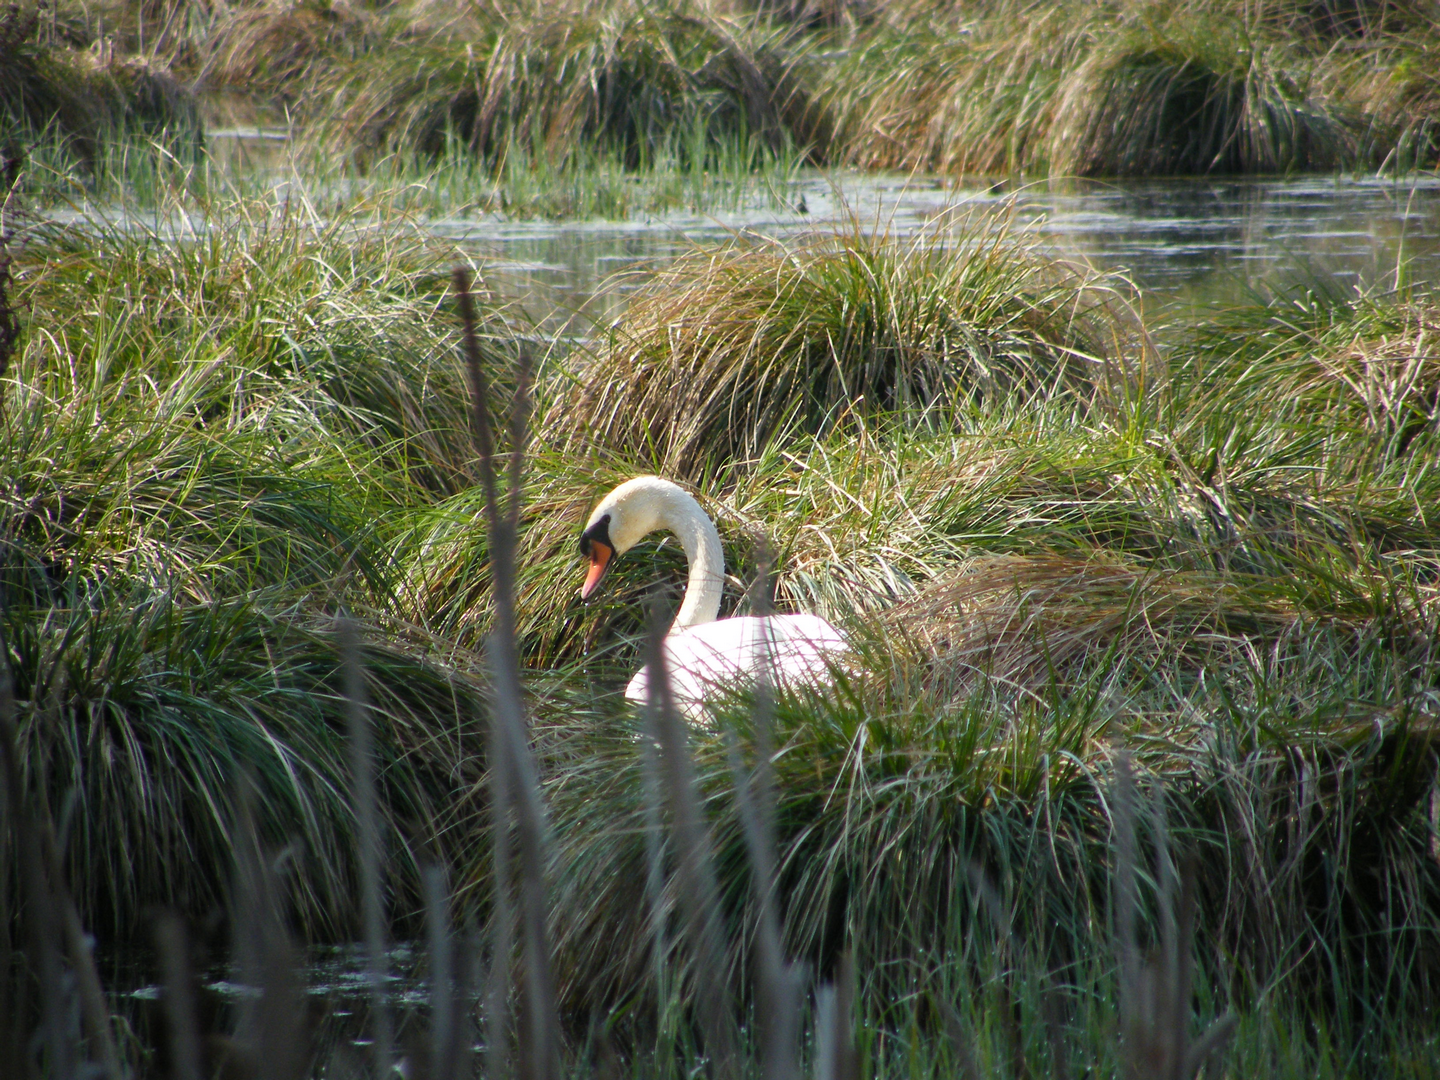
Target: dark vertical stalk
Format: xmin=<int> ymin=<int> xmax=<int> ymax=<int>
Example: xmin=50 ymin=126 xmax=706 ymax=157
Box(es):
xmin=424 ymin=864 xmax=458 ymax=1080
xmin=1113 ymin=748 xmax=1140 ymax=1077
xmin=0 ymin=628 xmax=62 ymax=1078
xmin=153 ymin=913 xmax=203 ymax=1080
xmin=485 ymin=711 xmax=515 ymax=1080
xmin=231 ymin=775 xmax=306 ymax=1080
xmin=813 ymin=952 xmax=856 ymax=1080
xmin=455 ymin=268 xmax=558 ymax=1080
xmin=642 ymin=598 xmax=738 ymax=1079
xmin=43 ymin=825 xmax=125 ymax=1080
xmin=724 ymin=548 xmax=801 ymax=1080
xmin=0 ymin=680 xmax=14 ymax=1080
xmin=341 ymin=615 xmax=394 ymax=1077
xmin=638 ymin=707 xmax=674 ymax=1040
xmin=1111 ymin=752 xmax=1236 ymax=1080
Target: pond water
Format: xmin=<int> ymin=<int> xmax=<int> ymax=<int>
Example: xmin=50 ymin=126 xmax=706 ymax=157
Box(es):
xmin=111 ymin=939 xmax=472 ymax=1063
xmin=205 ymin=127 xmax=1440 ymax=330
xmin=439 ymin=172 xmax=1440 ymax=330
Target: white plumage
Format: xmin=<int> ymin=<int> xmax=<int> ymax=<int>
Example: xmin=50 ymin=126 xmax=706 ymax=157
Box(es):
xmin=578 ymin=477 xmax=847 ymax=714
xmin=623 ymin=613 xmax=848 ymax=709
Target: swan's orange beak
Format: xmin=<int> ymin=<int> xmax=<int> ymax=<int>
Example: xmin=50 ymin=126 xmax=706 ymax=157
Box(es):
xmin=580 ymin=540 xmax=613 ymax=599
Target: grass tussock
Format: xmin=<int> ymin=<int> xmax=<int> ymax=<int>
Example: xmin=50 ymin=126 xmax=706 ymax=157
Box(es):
xmin=888 ymin=552 xmax=1311 ymax=694
xmin=1185 ymin=287 xmax=1440 ymax=459
xmin=819 ymin=0 xmax=1435 ymax=176
xmin=199 ymin=0 xmax=379 ymax=100
xmin=0 ymin=196 xmax=526 ymax=934
xmin=1045 ymin=26 xmax=1356 ymax=176
xmin=0 ymin=4 xmax=199 ymax=168
xmin=545 ymin=210 xmax=1119 ymax=479
xmin=314 ymin=0 xmax=817 ymax=170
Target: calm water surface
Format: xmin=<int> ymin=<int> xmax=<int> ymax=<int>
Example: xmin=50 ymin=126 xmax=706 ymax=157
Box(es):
xmin=202 ymin=128 xmax=1440 ymax=327
xmin=429 ymin=172 xmax=1440 ymax=326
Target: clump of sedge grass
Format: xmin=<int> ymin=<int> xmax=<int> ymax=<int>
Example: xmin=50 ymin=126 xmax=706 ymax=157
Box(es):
xmin=199 ymin=0 xmax=379 ymax=101
xmin=820 ymin=0 xmax=1418 ymax=176
xmin=545 ymin=210 xmax=1119 ymax=479
xmin=0 ymin=194 xmax=522 ymax=934
xmin=816 ymin=9 xmax=1081 ymax=175
xmin=0 ymin=5 xmax=200 ymax=171
xmin=316 ymin=0 xmax=818 ymax=170
xmin=1177 ymin=285 xmax=1440 ymax=464
xmin=1045 ymin=18 xmax=1360 ymax=176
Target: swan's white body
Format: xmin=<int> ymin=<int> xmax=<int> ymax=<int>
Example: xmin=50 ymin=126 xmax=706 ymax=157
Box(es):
xmin=578 ymin=477 xmax=847 ymax=713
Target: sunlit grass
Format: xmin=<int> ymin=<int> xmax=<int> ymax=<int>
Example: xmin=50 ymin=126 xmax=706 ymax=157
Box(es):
xmin=2 ymin=176 xmax=1437 ymax=1069
xmin=544 ymin=206 xmax=1123 ymax=478
xmin=1 ymin=192 xmax=520 ymax=934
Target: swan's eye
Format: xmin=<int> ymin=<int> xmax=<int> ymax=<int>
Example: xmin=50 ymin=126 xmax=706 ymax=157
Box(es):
xmin=579 ymin=513 xmax=613 ymax=558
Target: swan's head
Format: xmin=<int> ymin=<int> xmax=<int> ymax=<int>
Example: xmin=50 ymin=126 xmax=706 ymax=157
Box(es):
xmin=578 ymin=476 xmax=692 ymax=599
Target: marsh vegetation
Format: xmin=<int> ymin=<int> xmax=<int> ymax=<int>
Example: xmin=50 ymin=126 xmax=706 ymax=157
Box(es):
xmin=7 ymin=0 xmax=1440 ymax=209
xmin=2 ymin=0 xmax=1439 ymax=1077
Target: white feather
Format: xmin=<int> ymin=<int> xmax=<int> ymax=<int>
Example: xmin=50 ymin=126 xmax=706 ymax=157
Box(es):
xmin=624 ymin=613 xmax=848 ymax=712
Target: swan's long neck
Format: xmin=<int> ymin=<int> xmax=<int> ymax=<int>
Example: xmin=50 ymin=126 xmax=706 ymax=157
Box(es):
xmin=663 ymin=490 xmax=724 ymax=631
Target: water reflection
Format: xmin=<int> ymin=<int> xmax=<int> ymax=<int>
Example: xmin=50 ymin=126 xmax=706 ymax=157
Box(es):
xmin=428 ymin=171 xmax=1440 ymax=327
xmin=138 ymin=123 xmax=1440 ymax=328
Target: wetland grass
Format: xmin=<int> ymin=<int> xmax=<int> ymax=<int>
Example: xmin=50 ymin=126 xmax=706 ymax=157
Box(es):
xmin=545 ymin=207 xmax=1120 ymax=479
xmin=0 ymin=3 xmax=201 ymax=178
xmin=1 ymin=192 xmax=525 ymax=935
xmin=2 ymin=175 xmax=1438 ymax=1072
xmin=11 ymin=0 xmax=1440 ymax=227
xmin=310 ymin=0 xmax=818 ymax=170
xmin=327 ymin=119 xmax=808 ymax=221
xmin=818 ymin=0 xmax=1439 ymax=176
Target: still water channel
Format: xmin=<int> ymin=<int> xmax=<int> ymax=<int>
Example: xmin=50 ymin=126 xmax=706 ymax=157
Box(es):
xmin=442 ymin=172 xmax=1440 ymax=328
xmin=206 ymin=127 xmax=1440 ymax=327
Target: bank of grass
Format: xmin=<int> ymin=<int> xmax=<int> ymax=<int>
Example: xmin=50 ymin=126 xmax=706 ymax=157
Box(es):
xmin=544 ymin=208 xmax=1123 ymax=479
xmin=0 ymin=4 xmax=201 ymax=177
xmin=530 ymin=613 xmax=1436 ymax=1039
xmin=0 ymin=193 xmax=526 ymax=935
xmin=12 ymin=0 xmax=1440 ymax=220
xmin=816 ymin=0 xmax=1410 ymax=176
xmin=224 ymin=0 xmax=1440 ymax=179
xmin=305 ymin=0 xmax=818 ymax=170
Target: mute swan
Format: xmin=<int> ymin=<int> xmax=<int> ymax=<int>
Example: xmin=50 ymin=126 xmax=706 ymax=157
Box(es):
xmin=578 ymin=476 xmax=847 ymax=712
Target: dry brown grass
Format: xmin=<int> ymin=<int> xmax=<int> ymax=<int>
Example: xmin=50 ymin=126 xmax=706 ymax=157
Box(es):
xmin=199 ymin=0 xmax=377 ymax=97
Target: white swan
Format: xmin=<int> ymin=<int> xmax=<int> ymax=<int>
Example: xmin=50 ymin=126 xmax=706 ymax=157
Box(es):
xmin=578 ymin=476 xmax=847 ymax=712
